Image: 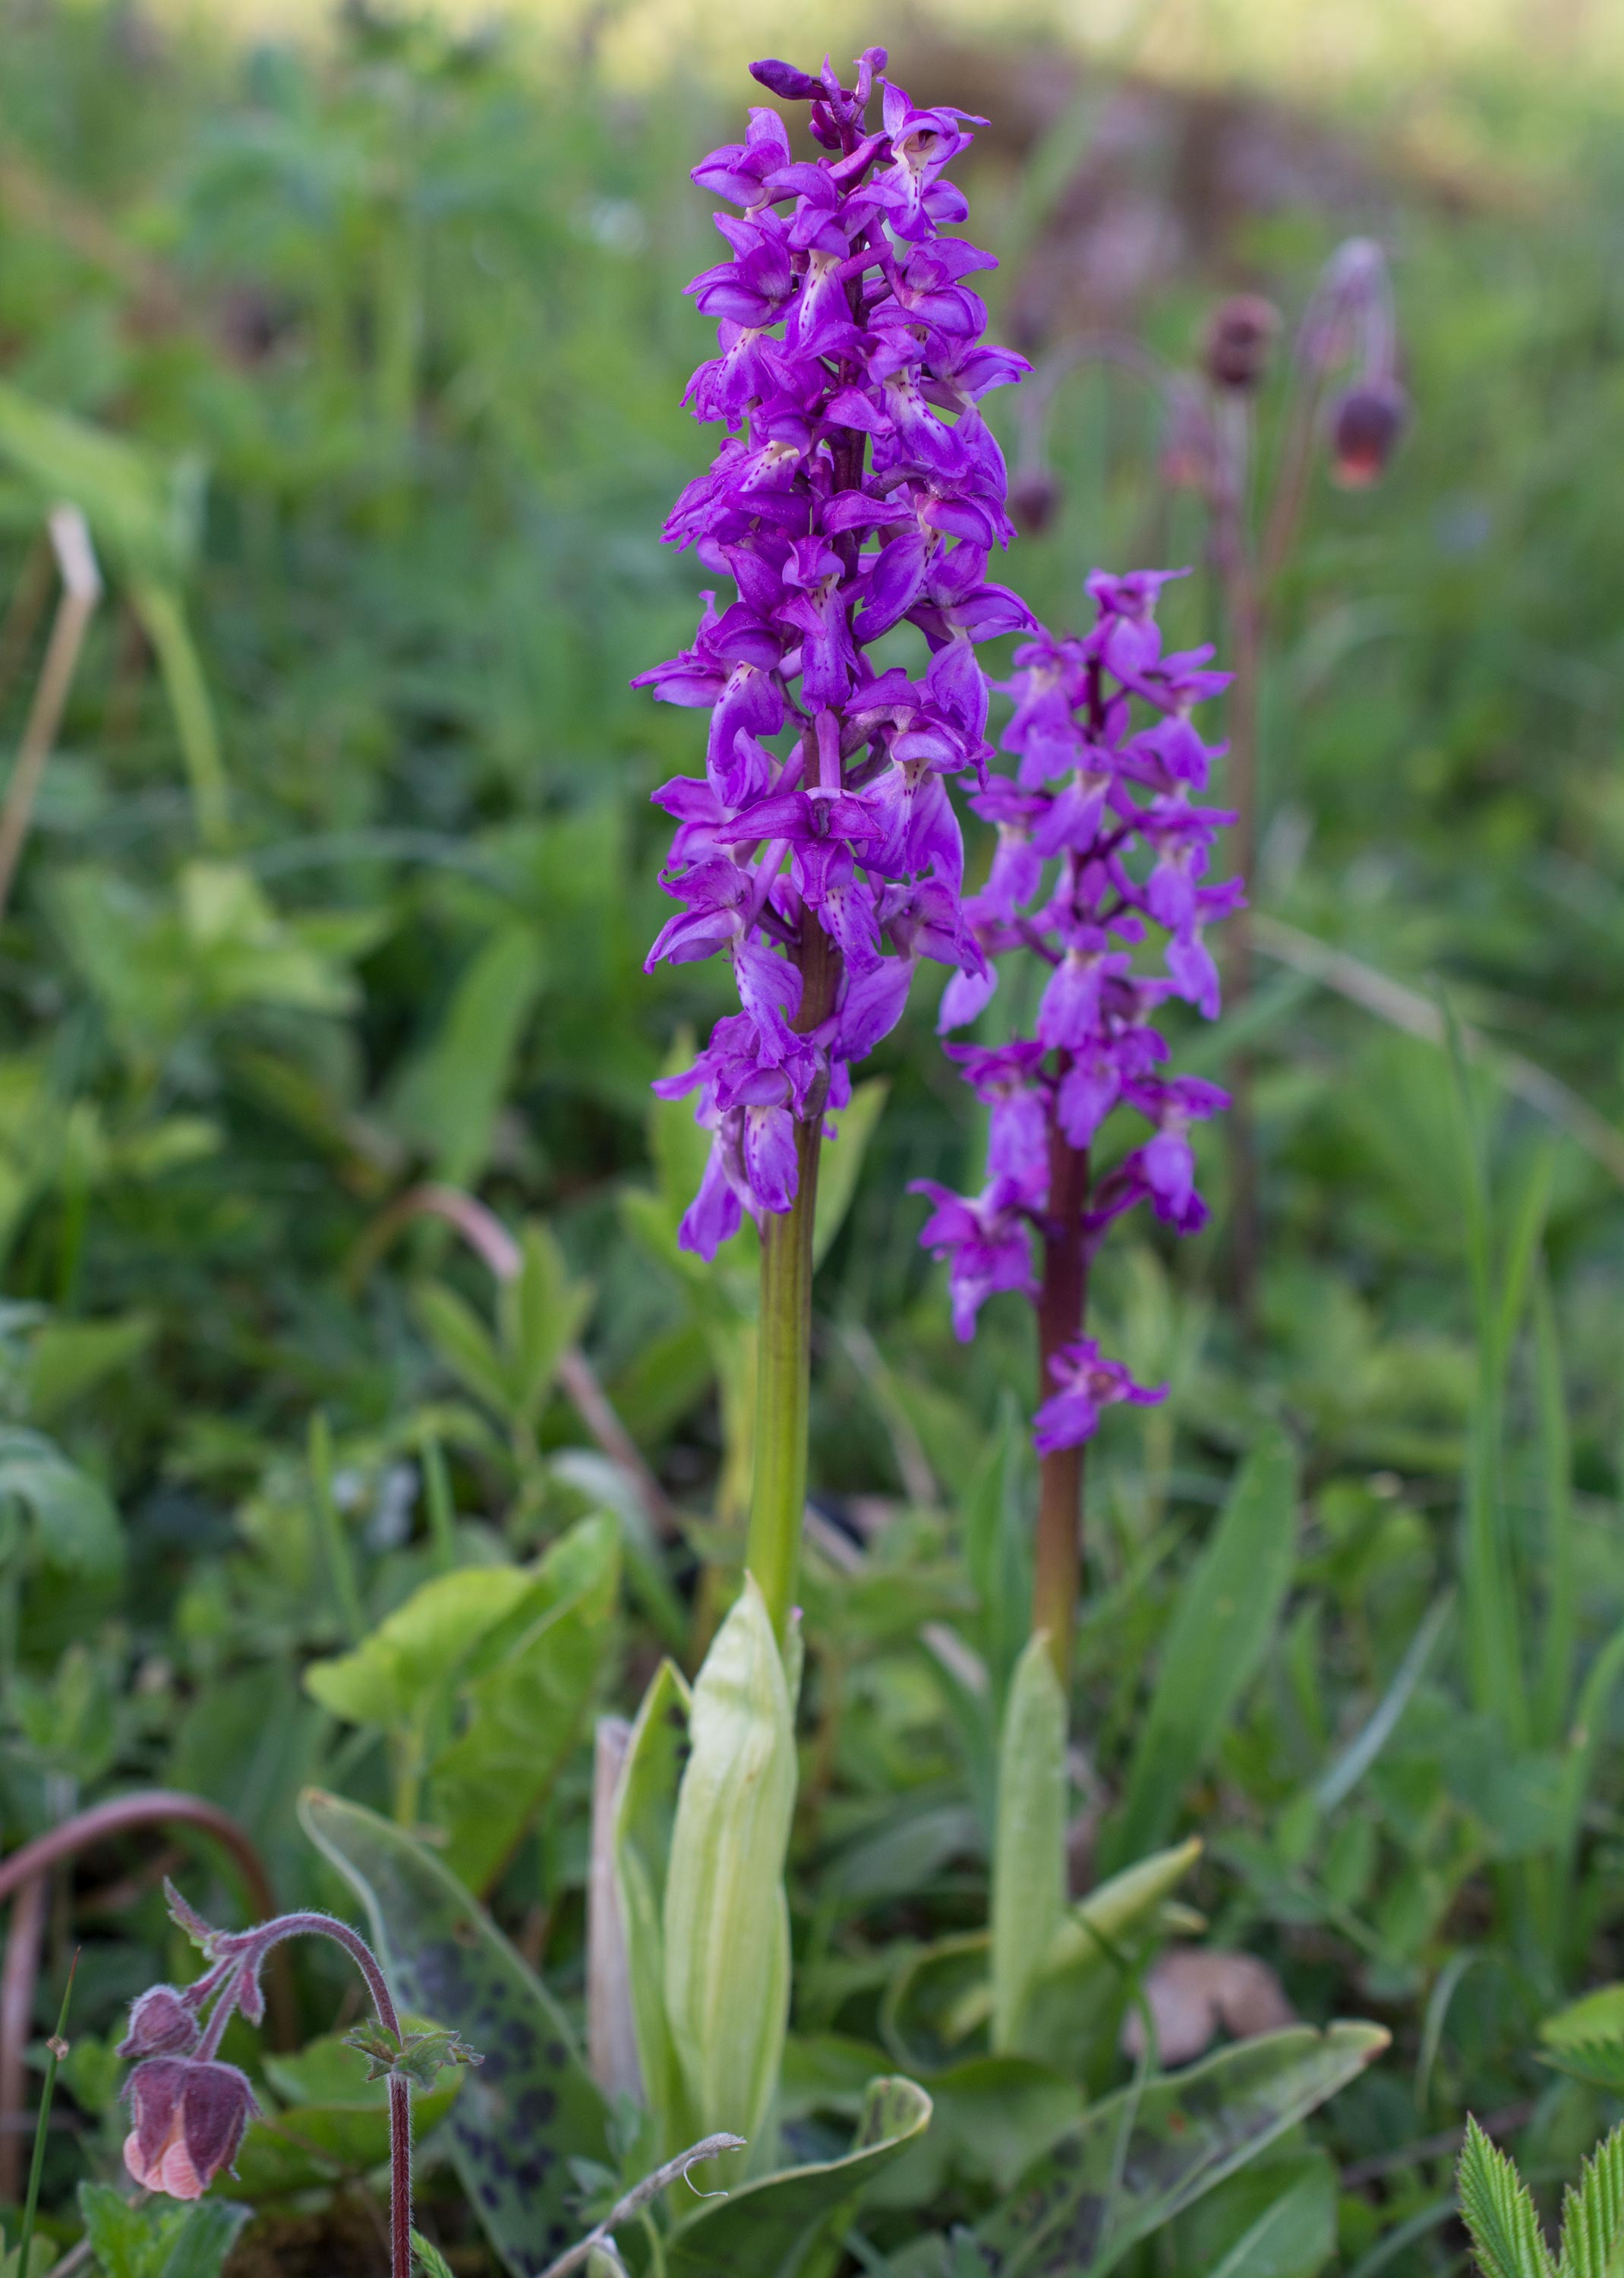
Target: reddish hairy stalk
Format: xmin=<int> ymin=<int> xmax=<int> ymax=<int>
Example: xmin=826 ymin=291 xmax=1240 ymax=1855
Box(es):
xmin=0 ymin=506 xmax=102 ymax=923
xmin=173 ymin=1905 xmax=421 ymax=2278
xmin=1034 ymin=1132 xmax=1091 ymax=1683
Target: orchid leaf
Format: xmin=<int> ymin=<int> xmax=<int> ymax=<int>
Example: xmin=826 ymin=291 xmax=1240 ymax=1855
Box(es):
xmin=654 ymin=2075 xmax=934 ymax=2278
xmin=974 ymin=2022 xmax=1388 ymax=2277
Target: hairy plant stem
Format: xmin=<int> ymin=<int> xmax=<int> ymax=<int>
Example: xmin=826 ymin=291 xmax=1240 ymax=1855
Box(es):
xmin=1033 ymin=1126 xmax=1090 ymax=1686
xmin=196 ymin=1911 xmax=412 ymax=2278
xmin=746 ymin=911 xmax=841 ymax=1642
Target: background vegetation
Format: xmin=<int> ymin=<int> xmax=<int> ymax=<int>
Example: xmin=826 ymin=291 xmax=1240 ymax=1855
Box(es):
xmin=5 ymin=2 xmax=1624 ymax=2272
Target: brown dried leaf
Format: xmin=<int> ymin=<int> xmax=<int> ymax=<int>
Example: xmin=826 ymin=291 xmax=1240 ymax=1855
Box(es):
xmin=1121 ymin=1948 xmax=1297 ymax=2067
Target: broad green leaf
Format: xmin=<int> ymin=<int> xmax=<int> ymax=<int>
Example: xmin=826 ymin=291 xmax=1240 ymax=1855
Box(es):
xmin=613 ymin=1659 xmax=693 ymax=2153
xmin=1106 ymin=1430 xmax=1298 ymax=1872
xmin=156 ymin=2204 xmax=254 ymax=2278
xmin=300 ymin=1789 xmax=610 ymax=2277
xmin=22 ymin=1314 xmax=153 ymax=1425
xmin=497 ymin=1219 xmax=594 ymax=1425
xmin=0 ymin=1426 xmax=121 ymax=1576
xmin=663 ymin=1576 xmax=796 ymax=2169
xmin=0 ymin=383 xmax=192 ymax=578
xmin=825 ymin=1800 xmax=983 ymax=1909
xmin=0 ymin=2237 xmax=55 ymax=2278
xmin=387 ymin=922 xmax=546 ymax=1187
xmin=78 ymin=2184 xmax=177 ymax=2278
xmin=656 ymin=2076 xmax=934 ymax=2278
xmin=1458 ymin=2115 xmax=1556 ymax=2278
xmin=304 ymin=1563 xmax=535 ymax=1731
xmin=881 ymin=1844 xmax=1202 ymax=2081
xmin=976 ymin=2022 xmax=1388 ymax=2278
xmin=1557 ymin=2122 xmax=1624 ymax=2278
xmin=1042 ymin=1840 xmax=1205 ymax=1980
xmin=881 ymin=1931 xmax=994 ymax=2076
xmin=812 ymin=1079 xmax=888 ymax=1267
xmin=429 ymin=1512 xmax=620 ymax=1891
xmin=178 ymin=863 xmax=356 ymax=1014
xmin=1543 ymin=1986 xmax=1624 ymax=2055
xmin=231 ymin=2071 xmax=461 ymax=2198
xmin=1007 ymin=1838 xmax=1206 ymax=2075
xmin=992 ymin=1634 xmax=1067 ymax=2056
xmin=862 ymin=2057 xmax=1083 ymax=2211
xmin=413 ymin=1282 xmax=513 ymax=1422
xmin=75 ymin=2185 xmax=249 ymax=2278
xmin=1541 ymin=1977 xmax=1624 ymax=2090
xmin=1197 ymin=2156 xmax=1336 ymax=2278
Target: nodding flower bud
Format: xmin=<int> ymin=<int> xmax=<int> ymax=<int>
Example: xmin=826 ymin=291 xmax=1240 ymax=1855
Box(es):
xmin=1011 ymin=465 xmax=1061 ymax=535
xmin=118 ymin=1986 xmax=200 ymax=2059
xmin=124 ymin=2056 xmax=258 ymax=2201
xmin=1203 ymin=295 xmax=1279 ymax=393
xmin=1329 ymin=380 xmax=1408 ymax=487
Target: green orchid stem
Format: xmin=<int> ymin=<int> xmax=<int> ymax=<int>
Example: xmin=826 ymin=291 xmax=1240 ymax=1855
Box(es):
xmin=1033 ymin=1130 xmax=1090 ymax=1690
xmin=746 ymin=916 xmax=840 ymax=1642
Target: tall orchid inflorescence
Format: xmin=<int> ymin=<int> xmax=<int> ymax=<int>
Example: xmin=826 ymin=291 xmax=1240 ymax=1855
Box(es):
xmin=916 ymin=570 xmax=1240 ymax=1672
xmin=636 ymin=47 xmax=1031 ymax=1260
xmin=635 ymin=49 xmax=1034 ymax=1629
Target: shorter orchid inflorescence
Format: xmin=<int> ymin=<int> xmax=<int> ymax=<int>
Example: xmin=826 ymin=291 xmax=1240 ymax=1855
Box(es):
xmin=915 ymin=570 xmax=1239 ymax=1658
xmin=118 ymin=1882 xmax=478 ymax=2278
xmin=636 ymin=47 xmax=1033 ymax=1262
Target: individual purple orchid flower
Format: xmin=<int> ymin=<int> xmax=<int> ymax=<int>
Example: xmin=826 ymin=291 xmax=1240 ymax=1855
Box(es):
xmin=635 ymin=48 xmax=1035 ymax=1273
xmin=913 ymin=569 xmax=1241 ymax=1674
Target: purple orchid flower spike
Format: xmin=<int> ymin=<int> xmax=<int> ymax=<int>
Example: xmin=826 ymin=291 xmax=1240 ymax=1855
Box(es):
xmin=635 ymin=49 xmax=1033 ymax=1267
xmin=635 ymin=48 xmax=1036 ymax=1634
xmin=914 ymin=569 xmax=1241 ymax=1677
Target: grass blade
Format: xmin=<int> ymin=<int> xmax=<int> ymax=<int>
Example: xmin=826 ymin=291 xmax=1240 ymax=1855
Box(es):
xmin=17 ymin=1950 xmax=76 ymax=2278
xmin=1533 ymin=1264 xmax=1577 ymax=1751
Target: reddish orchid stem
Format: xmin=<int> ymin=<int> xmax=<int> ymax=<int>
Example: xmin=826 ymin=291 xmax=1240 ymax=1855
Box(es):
xmin=1033 ymin=1131 xmax=1091 ymax=1685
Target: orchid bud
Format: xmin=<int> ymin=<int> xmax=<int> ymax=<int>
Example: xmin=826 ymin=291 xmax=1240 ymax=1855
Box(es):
xmin=1329 ymin=380 xmax=1408 ymax=487
xmin=749 ymin=57 xmax=821 ymax=99
xmin=661 ymin=1576 xmax=796 ymax=2161
xmin=124 ymin=2056 xmax=259 ymax=2200
xmin=1011 ymin=465 xmax=1061 ymax=535
xmin=1202 ymin=294 xmax=1279 ymax=393
xmin=118 ymin=1985 xmax=199 ymax=2059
